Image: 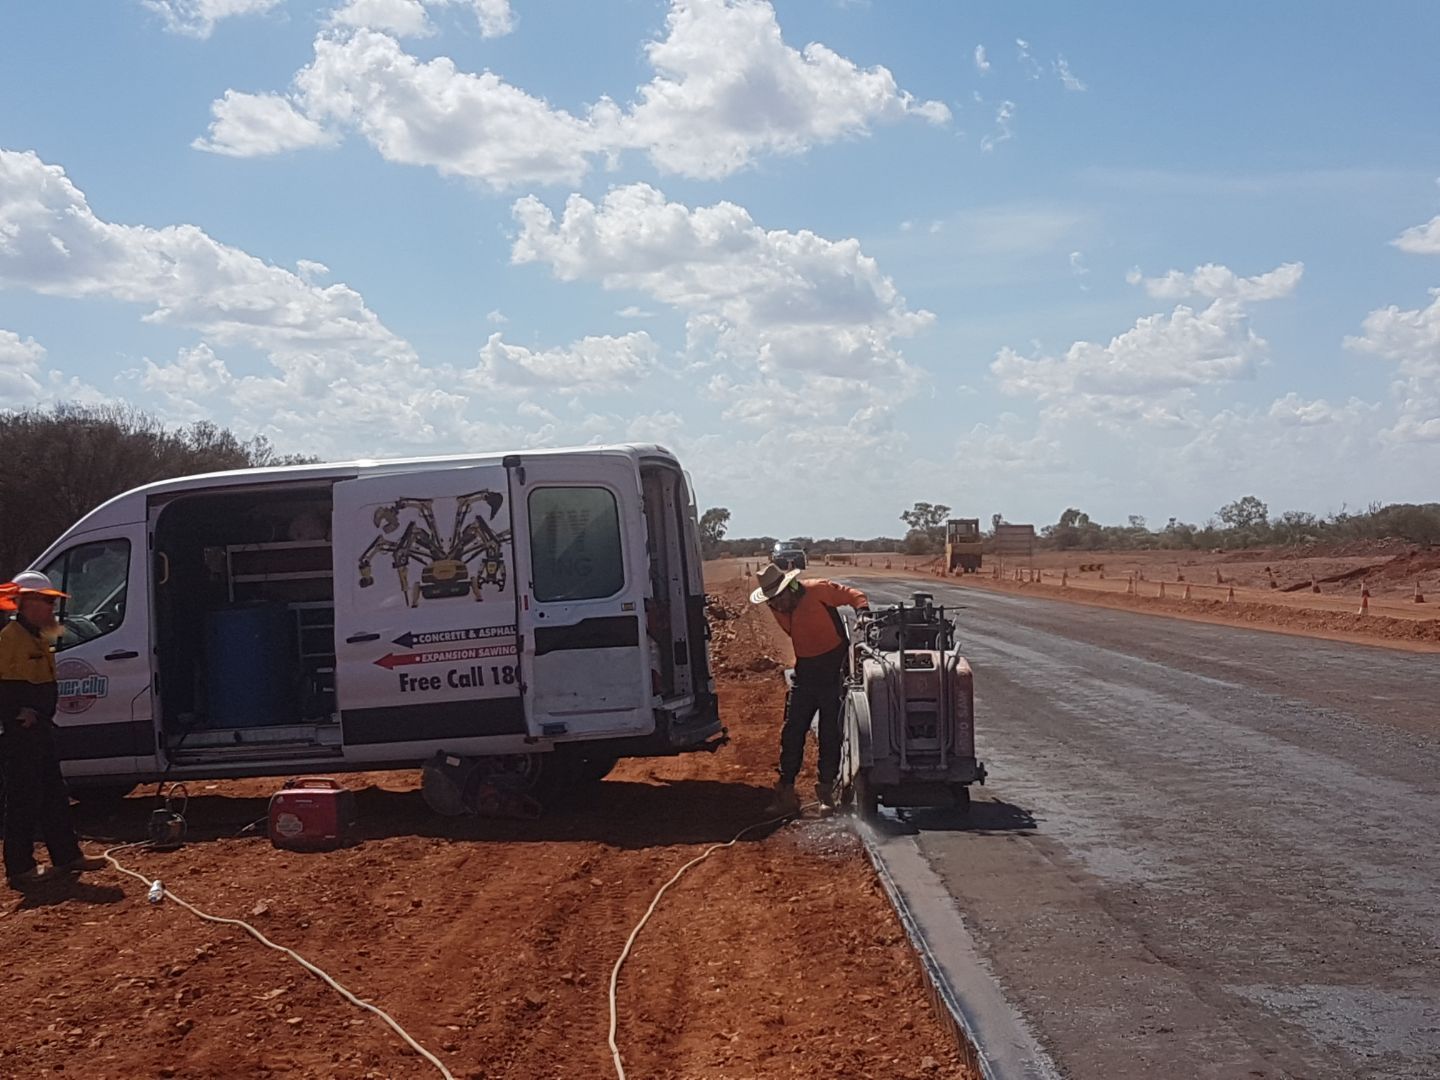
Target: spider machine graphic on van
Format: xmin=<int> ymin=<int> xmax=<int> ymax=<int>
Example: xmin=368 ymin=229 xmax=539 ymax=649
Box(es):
xmin=357 ymin=489 xmax=510 ymax=608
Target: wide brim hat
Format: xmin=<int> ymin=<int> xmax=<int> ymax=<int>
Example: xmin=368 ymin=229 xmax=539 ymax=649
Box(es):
xmin=750 ymin=564 xmax=802 ymax=604
xmin=11 ymin=570 xmax=68 ymax=599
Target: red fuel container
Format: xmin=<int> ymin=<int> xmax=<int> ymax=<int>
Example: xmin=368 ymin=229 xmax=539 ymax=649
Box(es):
xmin=268 ymin=777 xmax=357 ymax=851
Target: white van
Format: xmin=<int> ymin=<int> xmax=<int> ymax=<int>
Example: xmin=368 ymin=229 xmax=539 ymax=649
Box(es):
xmin=28 ymin=444 xmax=722 ymax=802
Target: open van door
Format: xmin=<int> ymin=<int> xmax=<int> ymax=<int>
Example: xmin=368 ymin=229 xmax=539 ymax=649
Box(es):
xmin=332 ymin=465 xmax=525 ymax=753
xmin=507 ymin=454 xmax=653 ymax=740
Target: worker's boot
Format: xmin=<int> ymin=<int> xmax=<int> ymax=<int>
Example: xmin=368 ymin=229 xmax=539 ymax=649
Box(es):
xmin=764 ymin=781 xmax=801 ymax=816
xmin=814 ymin=779 xmax=837 ymax=812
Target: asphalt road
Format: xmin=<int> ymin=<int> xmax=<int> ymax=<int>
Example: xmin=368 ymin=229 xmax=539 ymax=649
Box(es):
xmin=857 ymin=577 xmax=1440 ymax=1080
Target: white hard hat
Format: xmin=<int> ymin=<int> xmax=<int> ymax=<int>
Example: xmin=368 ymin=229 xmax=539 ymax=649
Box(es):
xmin=11 ymin=570 xmax=68 ymax=598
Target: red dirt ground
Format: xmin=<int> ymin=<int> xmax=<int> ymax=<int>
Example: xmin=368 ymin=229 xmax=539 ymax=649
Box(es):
xmin=0 ymin=578 xmax=974 ymax=1080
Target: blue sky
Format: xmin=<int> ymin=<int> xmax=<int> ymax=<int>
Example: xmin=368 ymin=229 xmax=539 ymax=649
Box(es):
xmin=2 ymin=0 xmax=1438 ymax=539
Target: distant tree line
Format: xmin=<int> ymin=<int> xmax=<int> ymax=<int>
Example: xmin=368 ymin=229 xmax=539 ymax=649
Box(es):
xmin=0 ymin=403 xmax=316 ymax=576
xmin=1041 ymin=496 xmax=1440 ymax=551
xmin=701 ymin=494 xmax=1440 ymax=563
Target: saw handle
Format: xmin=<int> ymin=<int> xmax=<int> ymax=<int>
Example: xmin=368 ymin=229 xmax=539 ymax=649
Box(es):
xmin=286 ymin=776 xmax=344 ymax=791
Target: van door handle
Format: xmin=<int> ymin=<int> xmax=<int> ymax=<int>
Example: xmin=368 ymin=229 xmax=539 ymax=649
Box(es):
xmin=105 ymin=650 xmax=140 ymax=661
xmin=346 ymin=632 xmax=381 ymax=643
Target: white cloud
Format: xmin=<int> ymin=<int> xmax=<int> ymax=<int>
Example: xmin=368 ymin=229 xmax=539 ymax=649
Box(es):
xmin=510 ymin=183 xmax=933 ymax=391
xmin=193 ymin=91 xmax=339 ymax=156
xmin=1266 ymin=392 xmax=1374 ymax=427
xmin=296 ymin=259 xmax=330 ymax=281
xmin=617 ymin=306 xmax=655 ymax=319
xmin=466 ymin=0 xmax=515 ymax=38
xmin=980 ymin=100 xmax=1015 ymax=152
xmin=1055 ymin=56 xmax=1086 ymax=92
xmin=330 ymin=0 xmax=514 ymax=38
xmin=198 ymin=29 xmax=601 ymax=185
xmin=485 ymin=309 xmax=508 ymax=325
xmin=197 ymin=0 xmax=947 ymax=183
xmin=1015 ymin=38 xmax=1041 ymax=79
xmin=330 ymin=0 xmax=433 ymax=36
xmin=1069 ymin=250 xmax=1089 ymax=277
xmin=142 ymin=0 xmax=282 ymax=38
xmin=0 ymin=150 xmax=408 ymax=359
xmin=471 ymin=331 xmax=659 ymax=392
xmin=1391 ymin=214 xmax=1440 ymax=255
xmin=974 ymin=45 xmax=990 ymax=73
xmin=1345 ymin=288 xmax=1440 ymax=378
xmin=611 ymin=0 xmax=950 ymax=178
xmin=1136 ymin=261 xmax=1304 ymax=302
xmin=0 ymin=329 xmax=47 ymax=403
xmin=991 ymin=298 xmax=1264 ymax=407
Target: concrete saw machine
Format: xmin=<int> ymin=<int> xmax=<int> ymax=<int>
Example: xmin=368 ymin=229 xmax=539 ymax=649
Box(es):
xmin=839 ymin=592 xmax=986 ymax=819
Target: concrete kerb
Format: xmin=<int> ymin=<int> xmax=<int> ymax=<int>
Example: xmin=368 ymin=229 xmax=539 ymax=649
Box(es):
xmin=857 ymin=823 xmax=1059 ymax=1080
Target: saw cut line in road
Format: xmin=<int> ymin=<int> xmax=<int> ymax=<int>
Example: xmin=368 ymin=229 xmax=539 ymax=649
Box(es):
xmin=859 ymin=818 xmax=1060 ymax=1080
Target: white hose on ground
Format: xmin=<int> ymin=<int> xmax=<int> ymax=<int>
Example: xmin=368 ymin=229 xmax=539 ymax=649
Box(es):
xmin=607 ymin=805 xmax=815 ymax=1080
xmin=103 ymin=844 xmax=456 ymax=1080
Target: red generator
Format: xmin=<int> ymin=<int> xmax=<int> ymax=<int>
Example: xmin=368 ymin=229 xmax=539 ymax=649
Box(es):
xmin=268 ymin=777 xmax=357 ymax=851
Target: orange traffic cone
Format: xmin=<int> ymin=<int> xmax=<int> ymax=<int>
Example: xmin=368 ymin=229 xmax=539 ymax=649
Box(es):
xmin=1415 ymin=580 xmax=1426 ymax=604
xmin=1358 ymin=582 xmax=1370 ymax=615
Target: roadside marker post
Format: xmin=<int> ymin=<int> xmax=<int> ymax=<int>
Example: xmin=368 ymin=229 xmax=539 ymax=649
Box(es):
xmin=1311 ymin=577 xmax=1320 ymax=594
xmin=1183 ymin=584 xmax=1192 ymax=600
xmin=1159 ymin=581 xmax=1166 ymax=599
xmin=1416 ymin=581 xmax=1426 ymax=604
xmin=1227 ymin=585 xmax=1235 ymax=603
xmin=1358 ymin=582 xmax=1370 ymax=615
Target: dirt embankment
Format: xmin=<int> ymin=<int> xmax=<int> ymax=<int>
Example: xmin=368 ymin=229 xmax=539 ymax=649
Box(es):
xmin=0 ymin=577 xmax=973 ymax=1080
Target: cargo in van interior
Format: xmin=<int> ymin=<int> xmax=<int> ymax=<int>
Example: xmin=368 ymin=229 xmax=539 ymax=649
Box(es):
xmin=152 ymin=485 xmax=342 ymax=762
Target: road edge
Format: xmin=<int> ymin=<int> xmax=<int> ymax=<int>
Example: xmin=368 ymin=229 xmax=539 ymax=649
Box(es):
xmin=858 ymin=822 xmax=1059 ymax=1080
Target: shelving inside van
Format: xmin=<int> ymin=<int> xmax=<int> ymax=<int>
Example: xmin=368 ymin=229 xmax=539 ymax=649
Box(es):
xmin=151 ymin=485 xmax=343 ymax=763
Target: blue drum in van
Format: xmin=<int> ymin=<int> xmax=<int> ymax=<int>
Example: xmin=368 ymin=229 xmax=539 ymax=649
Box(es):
xmin=205 ymin=605 xmax=298 ymax=727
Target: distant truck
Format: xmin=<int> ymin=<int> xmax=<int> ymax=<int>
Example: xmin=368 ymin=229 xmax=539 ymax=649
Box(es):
xmin=945 ymin=518 xmax=983 ymax=574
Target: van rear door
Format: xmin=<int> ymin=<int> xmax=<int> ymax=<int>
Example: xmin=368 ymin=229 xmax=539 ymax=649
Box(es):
xmin=508 ymin=454 xmax=652 ymax=739
xmin=332 ymin=465 xmax=524 ymax=750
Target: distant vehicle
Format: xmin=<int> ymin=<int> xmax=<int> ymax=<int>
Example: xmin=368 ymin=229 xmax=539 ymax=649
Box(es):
xmin=945 ymin=518 xmax=982 ymax=574
xmin=772 ymin=546 xmax=808 ymax=571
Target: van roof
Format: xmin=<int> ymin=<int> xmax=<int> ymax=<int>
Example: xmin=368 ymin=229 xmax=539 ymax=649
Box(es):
xmin=56 ymin=443 xmax=680 ymax=536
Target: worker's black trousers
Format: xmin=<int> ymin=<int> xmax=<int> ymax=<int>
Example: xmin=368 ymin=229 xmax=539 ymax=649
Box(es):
xmin=1 ymin=722 xmax=84 ymax=879
xmin=779 ymin=645 xmax=846 ymax=786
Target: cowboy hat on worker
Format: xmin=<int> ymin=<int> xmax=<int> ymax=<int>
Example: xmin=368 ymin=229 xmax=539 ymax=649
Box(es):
xmin=11 ymin=570 xmax=68 ymax=599
xmin=750 ymin=562 xmax=802 ymax=604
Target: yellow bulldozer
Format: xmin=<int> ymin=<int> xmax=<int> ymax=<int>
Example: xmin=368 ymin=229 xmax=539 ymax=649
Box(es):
xmin=944 ymin=518 xmax=983 ymax=574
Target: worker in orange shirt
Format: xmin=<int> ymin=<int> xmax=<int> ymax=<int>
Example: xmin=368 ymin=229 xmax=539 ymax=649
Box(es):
xmin=751 ymin=563 xmax=868 ymax=814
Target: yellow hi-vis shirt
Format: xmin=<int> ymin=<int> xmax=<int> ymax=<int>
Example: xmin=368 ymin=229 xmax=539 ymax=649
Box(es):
xmin=0 ymin=619 xmax=57 ymax=685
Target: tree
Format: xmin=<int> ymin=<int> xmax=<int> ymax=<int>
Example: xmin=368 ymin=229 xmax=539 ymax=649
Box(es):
xmin=1217 ymin=495 xmax=1269 ymax=530
xmin=0 ymin=403 xmax=316 ymax=576
xmin=900 ymin=502 xmax=951 ymax=533
xmin=699 ymin=507 xmax=730 ymax=558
